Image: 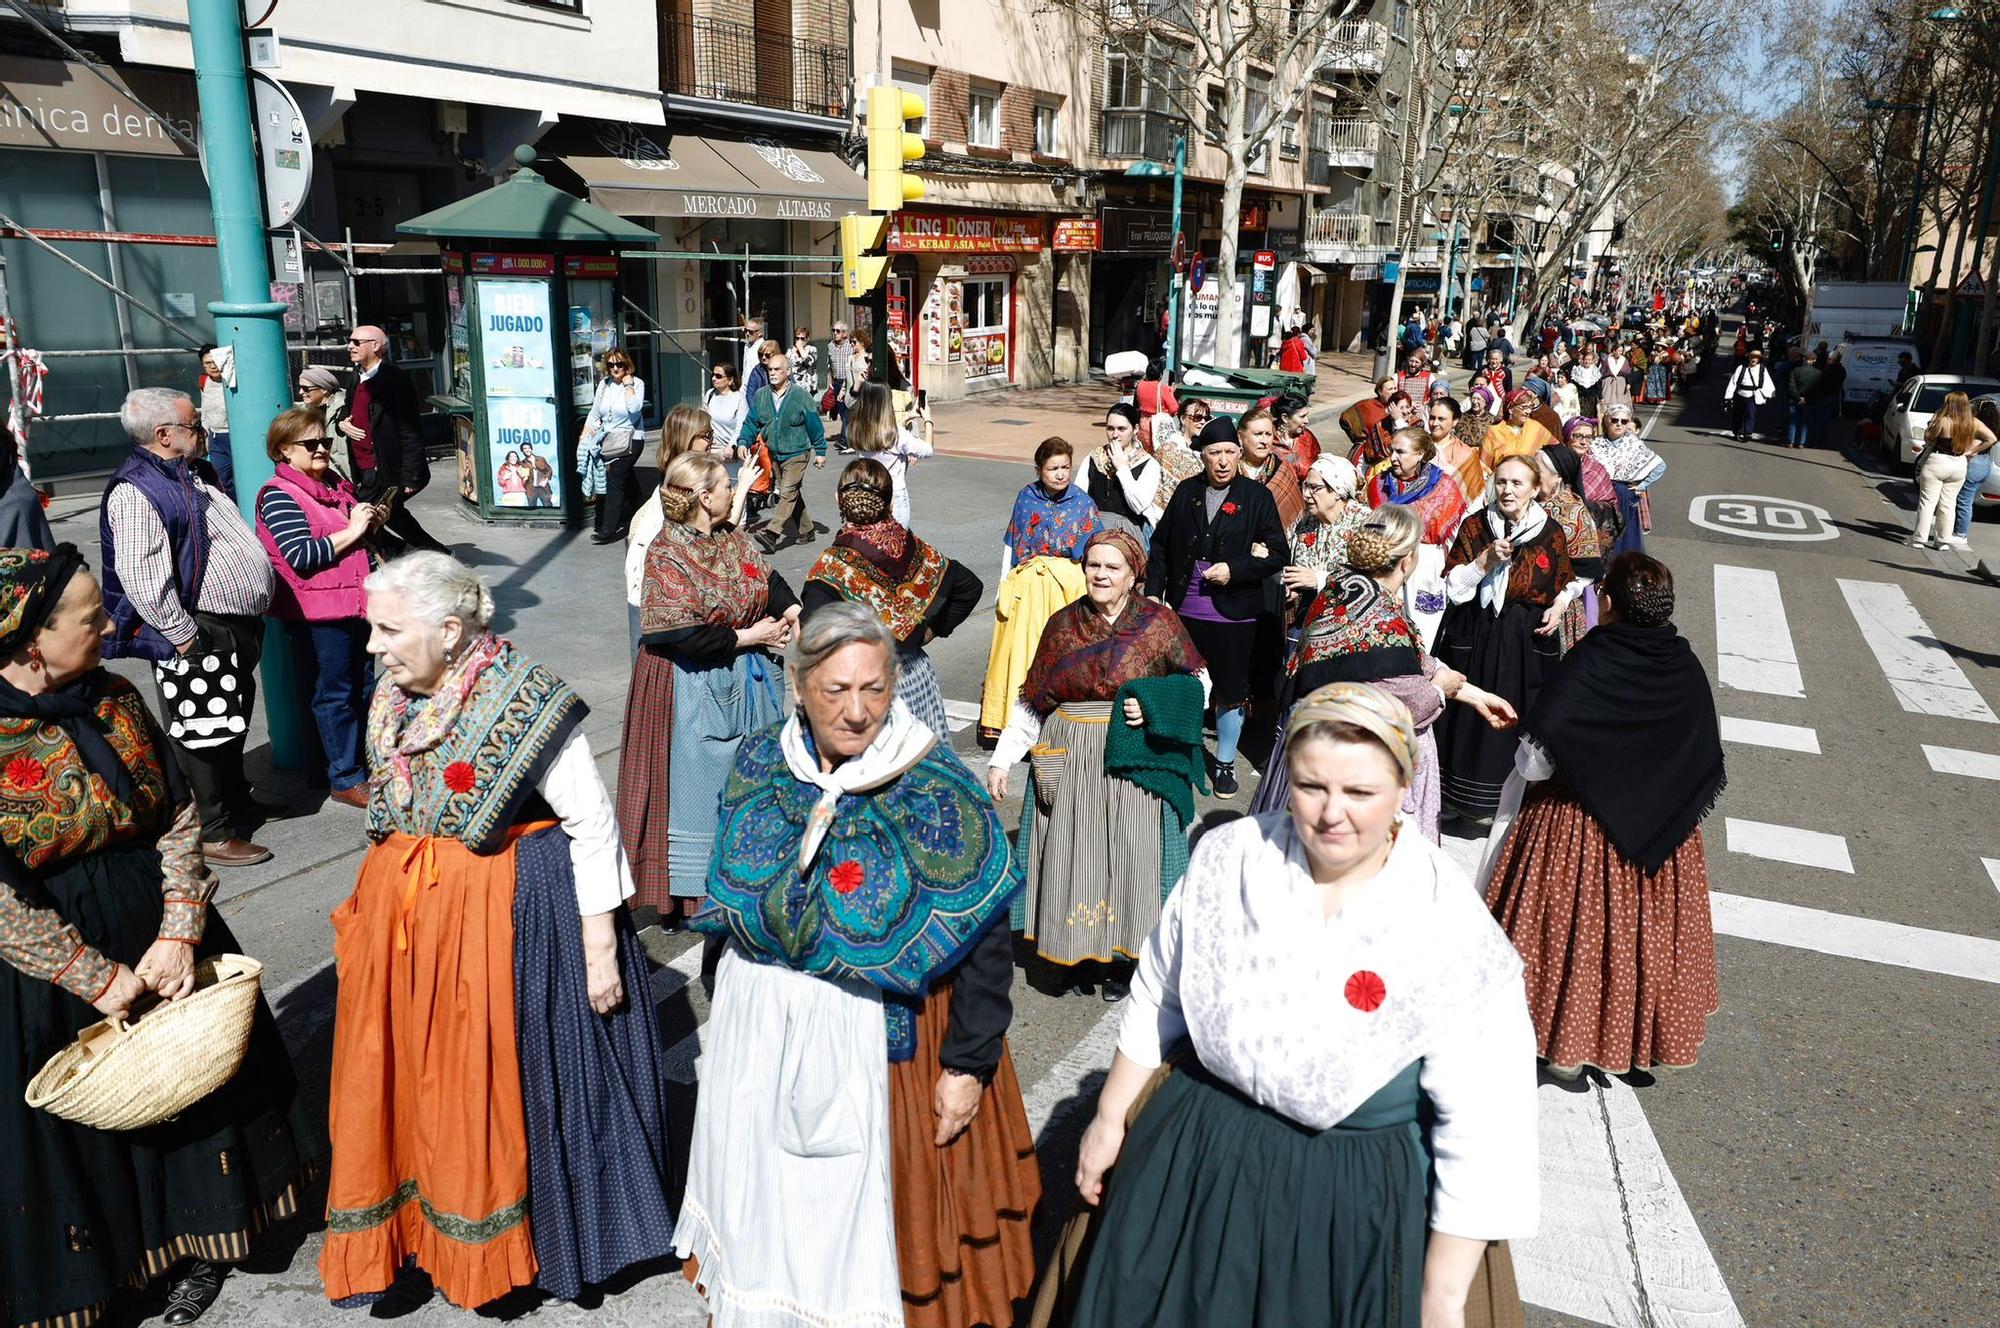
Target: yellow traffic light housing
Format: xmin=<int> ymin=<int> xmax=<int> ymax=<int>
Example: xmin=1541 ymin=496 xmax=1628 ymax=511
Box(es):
xmin=840 ymin=213 xmax=891 ymax=298
xmin=866 ymin=86 xmax=927 ymax=213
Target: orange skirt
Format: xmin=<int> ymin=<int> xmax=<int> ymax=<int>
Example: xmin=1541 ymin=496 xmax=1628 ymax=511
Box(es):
xmin=318 ymin=827 xmax=550 ymax=1308
xmin=888 ymin=980 xmax=1043 ymax=1328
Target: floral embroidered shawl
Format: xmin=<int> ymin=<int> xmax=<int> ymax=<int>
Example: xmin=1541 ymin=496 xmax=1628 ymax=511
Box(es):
xmin=1021 ymin=596 xmax=1205 ymax=714
xmin=1444 ymin=509 xmax=1573 ymax=608
xmin=641 ymin=521 xmax=772 ymax=635
xmin=1004 ymin=480 xmax=1099 ymax=564
xmin=1289 ymin=500 xmax=1371 ymax=581
xmin=1367 ymin=463 xmax=1470 ymax=547
xmin=805 ymin=520 xmax=950 ymax=643
xmin=1292 ymin=570 xmax=1424 ymax=683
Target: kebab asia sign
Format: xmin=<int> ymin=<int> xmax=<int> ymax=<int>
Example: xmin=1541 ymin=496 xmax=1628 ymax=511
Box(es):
xmin=885 ymin=212 xmax=1046 ymax=255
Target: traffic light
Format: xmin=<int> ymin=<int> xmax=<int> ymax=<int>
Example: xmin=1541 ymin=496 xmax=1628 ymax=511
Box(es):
xmin=1769 ymin=228 xmax=1785 ymax=253
xmin=840 ymin=212 xmax=890 ymax=298
xmin=866 ymin=86 xmax=926 ymax=213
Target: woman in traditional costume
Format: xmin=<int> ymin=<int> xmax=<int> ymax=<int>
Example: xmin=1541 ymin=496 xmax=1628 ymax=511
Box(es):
xmin=1534 ymin=445 xmax=1609 ymax=652
xmin=1480 ymin=389 xmax=1557 ymax=473
xmin=0 ymin=546 xmax=318 ymax=1328
xmin=987 ymin=529 xmax=1208 ymax=1001
xmin=977 ymin=438 xmax=1099 ymax=744
xmin=1435 ymin=455 xmax=1576 ymax=824
xmin=1066 ymin=682 xmax=1538 ymax=1328
xmin=1253 ymin=511 xmax=1514 ymax=842
xmin=1480 ymin=553 xmax=1722 ymax=1080
xmin=1237 ymin=406 xmax=1305 ymax=527
xmin=1430 ymin=395 xmax=1488 ymax=514
xmin=1592 ymin=404 xmax=1665 ymax=556
xmin=803 ymin=458 xmax=983 ymax=738
xmin=1337 ymin=375 xmax=1398 ymax=468
xmin=1366 ymin=426 xmax=1470 ymax=650
xmin=678 ymin=604 xmax=1040 ymax=1328
xmin=1273 ymin=394 xmax=1323 ymax=479
xmin=1278 ymin=456 xmax=1372 ymax=625
xmin=1084 ymin=404 xmax=1164 ymax=538
xmin=617 ymin=450 xmax=795 ymax=925
xmin=321 ymin=553 xmax=673 ymax=1314
xmin=1568 ymin=342 xmax=1605 ymax=417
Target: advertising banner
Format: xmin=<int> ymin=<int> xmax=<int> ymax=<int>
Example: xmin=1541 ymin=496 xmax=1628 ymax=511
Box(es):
xmin=886 ymin=212 xmax=1045 ymax=254
xmin=477 ymin=278 xmax=556 ymax=398
xmin=486 ymin=398 xmax=563 ymax=509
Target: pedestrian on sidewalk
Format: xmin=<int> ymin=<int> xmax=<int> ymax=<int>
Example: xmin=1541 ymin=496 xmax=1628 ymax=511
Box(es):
xmin=252 ymin=407 xmax=387 ymax=810
xmin=787 ymin=324 xmax=820 ymax=397
xmin=846 ymin=382 xmax=933 ymax=527
xmin=1912 ymin=391 xmax=1993 ymax=549
xmin=101 ymin=388 xmax=278 ymax=867
xmin=747 ymin=340 xmax=828 ymax=552
xmin=581 ymin=345 xmax=646 ymax=544
xmin=337 ymin=325 xmax=450 ymax=553
xmin=1784 ymin=348 xmax=1819 ymax=449
xmin=1804 ymin=344 xmax=1843 ymax=448
xmin=826 ymin=319 xmax=855 ymax=442
xmin=322 ymin=552 xmax=674 ymax=1315
xmin=1951 ymin=398 xmax=1999 ymax=543
xmin=678 ymin=604 xmax=1039 ymax=1328
xmin=196 ymin=344 xmax=237 ymax=498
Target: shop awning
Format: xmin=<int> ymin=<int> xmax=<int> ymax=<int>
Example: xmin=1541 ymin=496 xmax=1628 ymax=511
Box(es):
xmin=554 ymin=126 xmax=865 ymax=223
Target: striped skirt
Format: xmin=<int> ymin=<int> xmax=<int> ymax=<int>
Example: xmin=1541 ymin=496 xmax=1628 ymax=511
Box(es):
xmin=1022 ymin=702 xmax=1165 ymax=966
xmin=897 ymin=646 xmax=950 ymax=739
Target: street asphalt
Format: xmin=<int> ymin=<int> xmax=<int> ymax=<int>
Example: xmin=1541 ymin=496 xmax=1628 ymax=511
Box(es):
xmin=46 ymin=338 xmax=2000 ymax=1327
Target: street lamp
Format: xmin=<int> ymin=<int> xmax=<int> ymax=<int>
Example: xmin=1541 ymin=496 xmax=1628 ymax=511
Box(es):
xmin=1124 ymin=133 xmax=1188 ymax=378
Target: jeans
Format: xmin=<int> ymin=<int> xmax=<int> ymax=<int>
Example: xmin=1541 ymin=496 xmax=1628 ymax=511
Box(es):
xmin=1787 ymin=402 xmax=1809 ymax=447
xmin=207 ymin=430 xmax=235 ymax=498
xmin=288 ymin=617 xmax=373 ymax=790
xmin=1955 ymin=450 xmax=1991 ymax=538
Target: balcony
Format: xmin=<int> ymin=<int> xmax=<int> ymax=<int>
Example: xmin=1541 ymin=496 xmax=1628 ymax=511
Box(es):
xmin=1317 ymin=19 xmax=1388 ymax=76
xmin=1320 ymin=118 xmax=1381 ymax=168
xmin=662 ymin=13 xmax=849 ymax=121
xmin=1304 ymin=210 xmax=1390 ymax=264
xmin=1098 ymin=109 xmax=1188 ymax=162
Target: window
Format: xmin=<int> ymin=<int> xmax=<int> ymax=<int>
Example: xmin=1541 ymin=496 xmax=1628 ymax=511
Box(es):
xmin=1392 ymin=0 xmax=1409 ymax=36
xmin=890 ymin=63 xmax=930 ymax=137
xmin=964 ymin=277 xmax=1006 ymax=333
xmin=1104 ymin=49 xmax=1140 ymax=109
xmin=1247 ymin=74 xmax=1271 ymax=174
xmin=1280 ymin=113 xmax=1300 ymax=161
xmin=1206 ymin=87 xmax=1226 ymax=144
xmin=1034 ymin=101 xmax=1061 ymax=155
xmin=968 ymin=89 xmax=1001 ymax=147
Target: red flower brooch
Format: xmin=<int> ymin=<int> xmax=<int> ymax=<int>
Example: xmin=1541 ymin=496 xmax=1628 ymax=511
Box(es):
xmin=1344 ymin=970 xmax=1386 ymax=1013
xmin=4 ymin=755 xmax=47 ymax=790
xmin=442 ymin=761 xmax=477 ymax=794
xmin=740 ymin=561 xmax=761 ymax=579
xmin=1533 ymin=550 xmax=1551 ymax=571
xmin=829 ymin=860 xmax=865 ymax=895
xmin=1220 ymin=501 xmax=1238 ymax=515
xmin=1300 ymin=531 xmax=1317 ymax=547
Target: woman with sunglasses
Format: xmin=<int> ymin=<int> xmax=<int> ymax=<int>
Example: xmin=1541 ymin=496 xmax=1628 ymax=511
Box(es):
xmin=296 ymin=365 xmax=345 ymax=435
xmin=582 ymin=347 xmax=647 ymax=545
xmin=253 ymin=407 xmax=388 ymax=808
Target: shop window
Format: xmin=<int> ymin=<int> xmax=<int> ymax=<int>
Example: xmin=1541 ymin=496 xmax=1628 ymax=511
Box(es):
xmin=961 ymin=276 xmax=1010 ymax=381
xmin=1034 ymin=101 xmax=1062 ymax=155
xmin=891 ymin=62 xmax=931 ymax=136
xmin=968 ymin=89 xmax=1001 ymax=148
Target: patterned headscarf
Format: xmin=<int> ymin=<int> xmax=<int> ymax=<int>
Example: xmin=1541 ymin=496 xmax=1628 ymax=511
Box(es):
xmin=0 ymin=544 xmax=86 ymax=656
xmin=1084 ymin=526 xmax=1147 ymax=581
xmin=1283 ymin=680 xmax=1420 ymax=786
xmin=1503 ymin=388 xmax=1537 ymax=414
xmin=1563 ymin=415 xmax=1599 ymax=443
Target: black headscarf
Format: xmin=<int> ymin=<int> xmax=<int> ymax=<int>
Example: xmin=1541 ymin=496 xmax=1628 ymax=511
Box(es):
xmin=1522 ymin=620 xmax=1725 ymax=872
xmin=0 ymin=542 xmax=85 ymax=656
xmin=1197 ymin=415 xmax=1239 ymax=449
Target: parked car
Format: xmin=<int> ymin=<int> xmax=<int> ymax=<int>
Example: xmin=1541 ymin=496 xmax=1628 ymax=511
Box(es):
xmin=1881 ymin=374 xmax=2000 ymax=467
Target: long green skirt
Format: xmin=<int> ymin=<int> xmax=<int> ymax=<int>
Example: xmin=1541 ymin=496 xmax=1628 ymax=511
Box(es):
xmin=1069 ymin=1061 xmax=1426 ymax=1328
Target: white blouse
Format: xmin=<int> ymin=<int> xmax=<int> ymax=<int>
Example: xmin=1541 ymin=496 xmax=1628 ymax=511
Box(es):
xmin=538 ymin=727 xmax=638 ymax=917
xmin=1119 ymin=811 xmax=1539 ymax=1241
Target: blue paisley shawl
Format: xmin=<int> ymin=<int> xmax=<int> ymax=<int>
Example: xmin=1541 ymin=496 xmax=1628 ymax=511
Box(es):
xmin=693 ymin=723 xmax=1023 ymax=1060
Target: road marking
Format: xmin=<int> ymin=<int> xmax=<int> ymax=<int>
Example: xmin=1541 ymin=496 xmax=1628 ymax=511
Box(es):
xmin=1724 ymin=817 xmax=1853 ymax=872
xmin=1022 ymin=1006 xmax=1123 ymax=1138
xmin=1711 ymin=566 xmax=1805 ymax=697
xmin=1711 ymin=892 xmax=2000 ymax=985
xmin=942 ymin=699 xmax=980 ymax=733
xmin=1515 ymin=1079 xmax=1745 ymax=1328
xmin=1719 ymin=716 xmax=1820 ymax=754
xmin=1836 ymin=578 xmax=1998 ymax=724
xmin=1689 ymin=494 xmax=1839 ymax=541
xmin=1986 ymin=859 xmax=2000 ymax=896
xmin=1922 ymin=744 xmax=2000 ymax=781
xmin=652 ymin=941 xmax=709 ymax=1084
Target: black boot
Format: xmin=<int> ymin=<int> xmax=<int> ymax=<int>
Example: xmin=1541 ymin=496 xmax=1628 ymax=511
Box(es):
xmin=162 ymin=1260 xmax=225 ymax=1325
xmin=369 ymin=1264 xmax=436 ymax=1320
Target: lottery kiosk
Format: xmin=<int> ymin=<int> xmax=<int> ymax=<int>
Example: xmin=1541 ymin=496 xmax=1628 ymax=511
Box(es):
xmin=397 ymin=144 xmax=654 ymax=524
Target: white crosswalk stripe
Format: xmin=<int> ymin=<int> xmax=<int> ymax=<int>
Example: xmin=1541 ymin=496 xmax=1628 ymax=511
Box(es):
xmin=1723 ymin=817 xmax=1854 ymax=872
xmin=1921 ymin=744 xmax=2000 ymax=781
xmin=1712 ymin=565 xmax=1805 ymax=697
xmin=1718 ymin=715 xmax=1820 ymax=753
xmin=1836 ymin=577 xmax=1998 ymax=723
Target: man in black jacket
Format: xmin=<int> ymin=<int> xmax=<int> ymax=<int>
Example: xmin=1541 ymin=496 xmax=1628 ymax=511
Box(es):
xmin=1145 ymin=416 xmax=1288 ymax=796
xmin=339 ymin=325 xmax=450 ymax=552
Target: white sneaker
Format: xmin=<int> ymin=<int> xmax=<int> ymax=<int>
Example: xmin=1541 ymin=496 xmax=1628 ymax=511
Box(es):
xmin=1942 ymin=536 xmax=1970 ymax=548
xmin=1909 ymin=537 xmax=1931 ymax=548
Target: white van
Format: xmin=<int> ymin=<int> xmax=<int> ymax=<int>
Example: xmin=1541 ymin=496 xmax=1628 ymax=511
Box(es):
xmin=1838 ymin=337 xmax=1921 ymax=409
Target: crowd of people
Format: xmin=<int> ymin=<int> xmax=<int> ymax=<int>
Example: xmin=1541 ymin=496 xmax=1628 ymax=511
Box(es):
xmin=1 ymin=304 xmax=1746 ymax=1328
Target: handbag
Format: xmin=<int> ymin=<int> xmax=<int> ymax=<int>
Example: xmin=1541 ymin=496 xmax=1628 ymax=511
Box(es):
xmin=153 ymin=649 xmax=251 ymax=750
xmin=749 ymin=437 xmax=775 ymax=495
xmin=1636 ymin=489 xmax=1653 ymax=532
xmin=819 ymin=386 xmax=838 ymax=415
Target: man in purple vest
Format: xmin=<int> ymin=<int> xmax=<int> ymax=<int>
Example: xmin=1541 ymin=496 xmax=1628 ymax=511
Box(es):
xmin=101 ymin=388 xmax=279 ymax=867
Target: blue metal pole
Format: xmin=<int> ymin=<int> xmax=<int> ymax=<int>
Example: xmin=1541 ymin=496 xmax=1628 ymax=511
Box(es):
xmin=187 ymin=0 xmax=307 ymax=769
xmin=1443 ymin=215 xmax=1460 ymax=320
xmin=1166 ymin=133 xmax=1186 ymax=379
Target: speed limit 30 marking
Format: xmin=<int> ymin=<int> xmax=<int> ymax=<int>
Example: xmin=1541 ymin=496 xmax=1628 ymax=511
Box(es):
xmin=1687 ymin=494 xmax=1840 ymax=542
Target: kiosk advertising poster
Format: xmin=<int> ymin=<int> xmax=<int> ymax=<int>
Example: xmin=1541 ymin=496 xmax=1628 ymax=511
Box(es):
xmin=474 ymin=274 xmax=564 ymax=510
xmin=488 ymin=399 xmax=562 ymax=509
xmin=479 ymin=278 xmax=556 ymax=397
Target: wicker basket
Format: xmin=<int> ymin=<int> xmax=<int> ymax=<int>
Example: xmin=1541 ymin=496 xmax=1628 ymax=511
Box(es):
xmin=25 ymin=954 xmax=263 ymax=1131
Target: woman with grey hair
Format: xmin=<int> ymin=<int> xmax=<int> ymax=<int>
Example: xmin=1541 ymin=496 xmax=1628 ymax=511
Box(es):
xmin=318 ymin=552 xmax=675 ymax=1314
xmin=677 ymin=599 xmax=1040 ymax=1328
xmin=296 ymin=364 xmax=345 ymax=436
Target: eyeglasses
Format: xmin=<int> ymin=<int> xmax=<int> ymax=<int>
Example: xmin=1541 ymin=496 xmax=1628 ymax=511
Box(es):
xmin=346 ymin=337 xmax=378 ymax=347
xmin=292 ymin=437 xmax=333 ymax=452
xmin=167 ymin=421 xmax=208 ymax=439
xmin=1185 ymin=411 xmax=1211 ymax=422
xmin=606 ymin=360 xmax=630 ymax=370
xmin=1300 ymin=481 xmax=1331 ymax=496
xmin=710 ymin=370 xmax=728 ymax=379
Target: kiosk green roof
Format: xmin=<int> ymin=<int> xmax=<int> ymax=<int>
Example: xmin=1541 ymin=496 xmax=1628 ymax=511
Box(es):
xmin=398 ymin=145 xmax=656 ymax=246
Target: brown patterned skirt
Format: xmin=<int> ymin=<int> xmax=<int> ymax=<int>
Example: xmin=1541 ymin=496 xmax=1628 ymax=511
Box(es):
xmin=616 ymin=646 xmax=675 ymax=911
xmin=1484 ymin=781 xmax=1719 ymax=1073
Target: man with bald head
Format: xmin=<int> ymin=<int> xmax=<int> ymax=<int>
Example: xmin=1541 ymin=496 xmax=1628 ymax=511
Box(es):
xmin=338 ymin=323 xmax=448 ymax=552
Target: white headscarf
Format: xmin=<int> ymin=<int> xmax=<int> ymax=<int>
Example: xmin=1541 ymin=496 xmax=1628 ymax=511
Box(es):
xmin=777 ymin=697 xmax=937 ymax=872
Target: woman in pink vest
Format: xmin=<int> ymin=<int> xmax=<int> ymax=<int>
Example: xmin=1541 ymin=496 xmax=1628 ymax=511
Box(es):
xmin=254 ymin=407 xmax=388 ymax=809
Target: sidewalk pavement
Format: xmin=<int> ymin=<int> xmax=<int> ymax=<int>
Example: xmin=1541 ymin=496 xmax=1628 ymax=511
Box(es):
xmin=927 ymin=349 xmax=1378 ymax=463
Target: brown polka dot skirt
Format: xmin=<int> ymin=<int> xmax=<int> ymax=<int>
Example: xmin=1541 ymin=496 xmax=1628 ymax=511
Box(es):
xmin=1484 ymin=781 xmax=1719 ymax=1074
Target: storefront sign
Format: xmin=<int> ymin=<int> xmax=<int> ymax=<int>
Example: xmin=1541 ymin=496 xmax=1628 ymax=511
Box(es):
xmin=564 ymin=254 xmax=620 ymax=278
xmin=1053 ymin=218 xmax=1101 ymax=252
xmin=0 ymin=55 xmax=198 ymax=157
xmin=964 ymin=332 xmax=1007 ymax=379
xmin=1350 ymin=263 xmax=1381 ymax=283
xmin=886 ymin=212 xmax=1045 ymax=254
xmin=471 ymin=252 xmax=555 ymax=276
xmin=476 ymin=278 xmax=556 ymax=398
xmin=1099 ymin=207 xmax=1181 ymax=254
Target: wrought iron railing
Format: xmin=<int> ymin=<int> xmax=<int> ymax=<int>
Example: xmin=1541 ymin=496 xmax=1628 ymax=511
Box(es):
xmin=1098 ymin=109 xmax=1188 ymax=161
xmin=1318 ymin=19 xmax=1388 ymax=76
xmin=662 ymin=13 xmax=849 ymax=119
